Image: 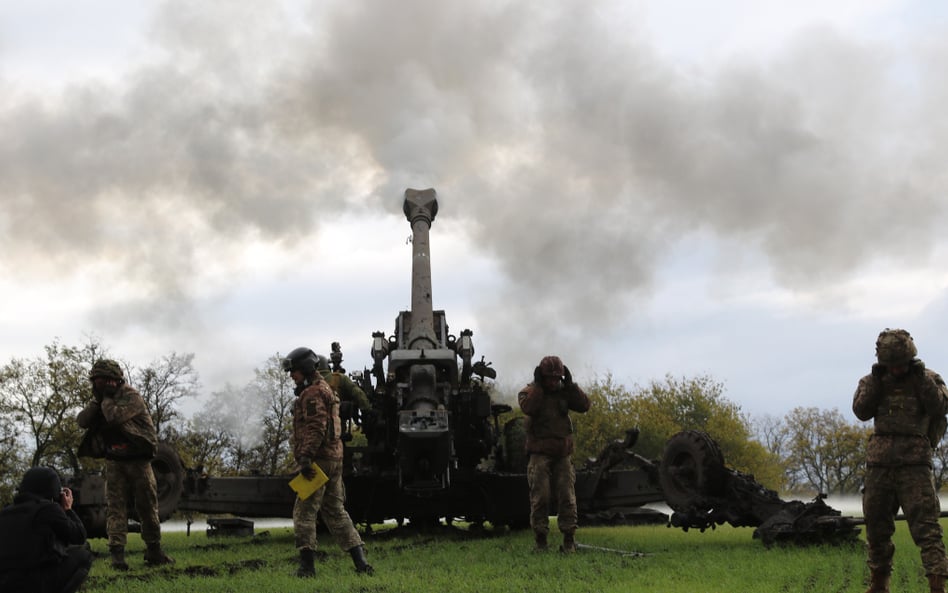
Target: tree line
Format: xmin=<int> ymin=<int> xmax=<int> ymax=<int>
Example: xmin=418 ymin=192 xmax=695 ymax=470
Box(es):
xmin=571 ymin=373 xmax=948 ymax=495
xmin=2 ymin=337 xmax=945 ymax=506
xmin=0 ymin=337 xmax=299 ymax=504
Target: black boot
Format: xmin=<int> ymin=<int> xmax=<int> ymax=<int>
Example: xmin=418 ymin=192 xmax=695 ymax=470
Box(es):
xmin=143 ymin=542 xmax=174 ymax=566
xmin=348 ymin=545 xmax=374 ymax=574
xmin=109 ymin=545 xmax=129 ymax=571
xmin=296 ymin=548 xmax=316 ymax=578
xmin=560 ymin=531 xmax=577 ymax=554
xmin=533 ymin=531 xmax=548 ymax=552
xmin=864 ymin=568 xmax=890 ymax=593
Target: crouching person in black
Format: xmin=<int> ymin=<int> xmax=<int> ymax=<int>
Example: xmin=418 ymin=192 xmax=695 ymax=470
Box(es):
xmin=0 ymin=467 xmax=93 ymax=593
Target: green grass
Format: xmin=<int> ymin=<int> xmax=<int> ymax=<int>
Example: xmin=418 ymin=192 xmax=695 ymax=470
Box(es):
xmin=80 ymin=520 xmax=940 ymax=593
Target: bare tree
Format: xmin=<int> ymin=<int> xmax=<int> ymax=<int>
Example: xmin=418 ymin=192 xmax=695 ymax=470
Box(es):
xmin=177 ymin=353 xmax=295 ymax=475
xmin=254 ymin=353 xmax=295 ymax=475
xmin=192 ymin=382 xmax=267 ymax=474
xmin=133 ymin=352 xmax=200 ymax=439
xmin=753 ymin=414 xmax=798 ymax=490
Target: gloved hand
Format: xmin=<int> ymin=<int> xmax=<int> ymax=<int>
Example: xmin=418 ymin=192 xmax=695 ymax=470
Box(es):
xmin=298 ymin=457 xmax=316 ymax=480
xmin=534 ymin=366 xmax=542 ymax=385
xmin=563 ymin=366 xmax=573 ymax=387
xmin=871 ymin=363 xmax=887 ymax=378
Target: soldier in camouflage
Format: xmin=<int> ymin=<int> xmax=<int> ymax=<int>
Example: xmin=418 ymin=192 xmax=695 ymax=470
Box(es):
xmin=518 ymin=355 xmax=590 ymax=553
xmin=283 ymin=347 xmax=373 ymax=578
xmin=315 ymin=354 xmax=373 ymax=420
xmin=76 ymin=359 xmax=173 ymax=570
xmin=853 ymin=329 xmax=948 ymax=593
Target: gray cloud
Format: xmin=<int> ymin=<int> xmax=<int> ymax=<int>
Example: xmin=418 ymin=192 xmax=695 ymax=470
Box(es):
xmin=2 ymin=0 xmax=946 ymax=369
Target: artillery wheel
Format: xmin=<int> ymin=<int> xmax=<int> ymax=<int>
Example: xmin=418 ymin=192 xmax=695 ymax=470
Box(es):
xmin=502 ymin=417 xmax=528 ymax=473
xmin=658 ymin=431 xmax=726 ymax=512
xmin=152 ymin=442 xmax=184 ymax=521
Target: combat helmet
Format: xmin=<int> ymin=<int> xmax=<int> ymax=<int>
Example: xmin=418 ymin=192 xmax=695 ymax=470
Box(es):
xmin=538 ymin=355 xmax=565 ymax=377
xmin=282 ymin=347 xmax=320 ymax=376
xmin=875 ymin=328 xmax=917 ymax=366
xmin=89 ymin=359 xmax=124 ymax=382
xmin=315 ymin=354 xmax=330 ymax=372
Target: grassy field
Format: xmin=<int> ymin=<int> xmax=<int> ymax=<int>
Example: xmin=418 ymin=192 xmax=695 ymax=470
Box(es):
xmin=79 ymin=520 xmax=939 ymax=593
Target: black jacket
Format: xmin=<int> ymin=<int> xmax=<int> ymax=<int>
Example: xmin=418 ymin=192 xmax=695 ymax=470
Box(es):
xmin=0 ymin=493 xmax=87 ymax=573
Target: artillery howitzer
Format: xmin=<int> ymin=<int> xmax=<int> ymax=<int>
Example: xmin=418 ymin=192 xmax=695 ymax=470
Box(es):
xmin=339 ymin=188 xmax=669 ymax=527
xmin=64 ymin=189 xmax=874 ymax=546
xmin=658 ymin=430 xmax=862 ymax=546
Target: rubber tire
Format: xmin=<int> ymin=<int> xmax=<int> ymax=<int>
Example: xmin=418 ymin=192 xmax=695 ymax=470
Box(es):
xmin=658 ymin=430 xmax=726 ymax=512
xmin=152 ymin=442 xmax=184 ymax=521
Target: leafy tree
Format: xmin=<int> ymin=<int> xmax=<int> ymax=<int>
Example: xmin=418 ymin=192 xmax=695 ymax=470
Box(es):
xmin=0 ymin=414 xmax=24 ymax=505
xmin=173 ymin=413 xmax=234 ymax=476
xmin=782 ymin=406 xmax=869 ymax=495
xmin=0 ymin=337 xmax=106 ymax=475
xmin=570 ymin=373 xmax=637 ymax=463
xmin=573 ymin=373 xmax=784 ymax=490
xmin=132 ymin=352 xmax=200 ymax=439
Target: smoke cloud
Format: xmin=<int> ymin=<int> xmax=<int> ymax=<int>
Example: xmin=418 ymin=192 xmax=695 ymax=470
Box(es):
xmin=2 ymin=0 xmax=946 ymax=375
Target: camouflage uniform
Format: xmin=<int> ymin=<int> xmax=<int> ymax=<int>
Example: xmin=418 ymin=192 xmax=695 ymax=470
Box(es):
xmin=518 ymin=356 xmax=590 ymax=550
xmin=77 ymin=383 xmax=161 ymax=549
xmin=853 ymin=329 xmax=948 ymax=591
xmin=291 ymin=374 xmax=363 ymax=553
xmin=77 ymin=359 xmax=172 ymax=569
xmin=318 ymin=369 xmax=372 ymax=415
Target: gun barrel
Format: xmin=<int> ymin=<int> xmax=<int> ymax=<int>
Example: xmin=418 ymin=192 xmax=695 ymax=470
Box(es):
xmin=403 ymin=188 xmax=439 ymax=349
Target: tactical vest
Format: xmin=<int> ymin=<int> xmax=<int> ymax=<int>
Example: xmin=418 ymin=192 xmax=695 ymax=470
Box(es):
xmin=868 ymin=376 xmax=936 ymax=466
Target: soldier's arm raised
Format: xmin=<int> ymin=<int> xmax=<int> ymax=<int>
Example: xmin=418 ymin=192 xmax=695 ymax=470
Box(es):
xmin=100 ymin=388 xmax=148 ymax=426
xmin=852 ymin=374 xmax=881 ymax=421
xmin=565 ymin=384 xmax=591 ymax=413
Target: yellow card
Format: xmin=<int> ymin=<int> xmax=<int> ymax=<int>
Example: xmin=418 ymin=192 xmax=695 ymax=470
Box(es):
xmin=288 ymin=463 xmax=329 ymax=500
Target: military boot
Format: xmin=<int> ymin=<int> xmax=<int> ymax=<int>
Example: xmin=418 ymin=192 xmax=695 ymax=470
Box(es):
xmin=109 ymin=545 xmax=129 ymax=571
xmin=864 ymin=569 xmax=890 ymax=593
xmin=560 ymin=531 xmax=577 ymax=554
xmin=143 ymin=542 xmax=175 ymax=566
xmin=533 ymin=531 xmax=549 ymax=552
xmin=296 ymin=548 xmax=316 ymax=578
xmin=929 ymin=573 xmax=946 ymax=593
xmin=348 ymin=545 xmax=374 ymax=574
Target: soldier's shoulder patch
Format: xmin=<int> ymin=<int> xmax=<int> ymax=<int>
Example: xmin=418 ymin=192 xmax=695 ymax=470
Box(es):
xmin=305 ymin=398 xmax=319 ymax=416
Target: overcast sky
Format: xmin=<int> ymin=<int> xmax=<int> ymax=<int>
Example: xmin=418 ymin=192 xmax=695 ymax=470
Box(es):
xmin=2 ymin=0 xmax=947 ymax=422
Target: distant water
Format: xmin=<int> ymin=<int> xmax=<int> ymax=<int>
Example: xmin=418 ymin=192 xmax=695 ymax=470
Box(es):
xmin=648 ymin=495 xmax=948 ymax=519
xmin=162 ymin=517 xmax=293 ymax=534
